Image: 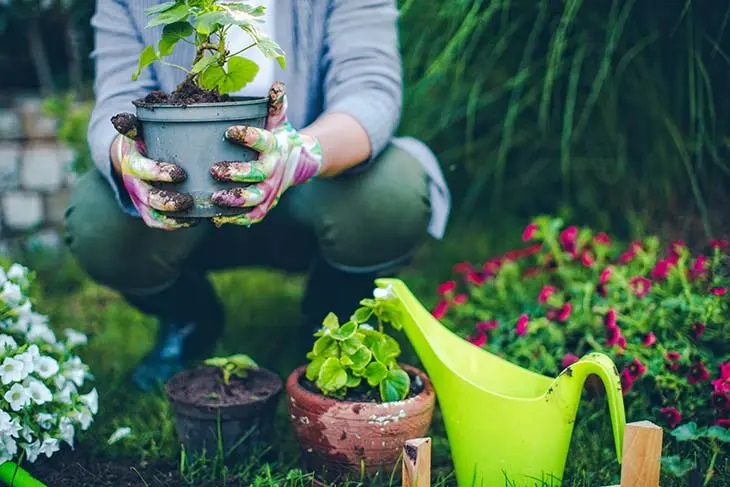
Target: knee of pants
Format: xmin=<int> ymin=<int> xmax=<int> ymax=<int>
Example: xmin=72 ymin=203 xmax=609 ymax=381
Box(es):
xmin=63 ymin=171 xmax=205 ymax=292
xmin=309 ymin=144 xmax=432 ymax=272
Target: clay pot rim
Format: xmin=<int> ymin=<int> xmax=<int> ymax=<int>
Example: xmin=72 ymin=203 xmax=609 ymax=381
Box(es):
xmin=165 ymin=365 xmax=283 ymax=411
xmin=285 ymin=363 xmax=434 ymax=407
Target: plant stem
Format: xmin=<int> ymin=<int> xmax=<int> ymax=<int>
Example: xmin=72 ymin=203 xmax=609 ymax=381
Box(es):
xmin=229 ymin=42 xmax=257 ymax=58
xmin=703 ymin=442 xmax=719 ymax=486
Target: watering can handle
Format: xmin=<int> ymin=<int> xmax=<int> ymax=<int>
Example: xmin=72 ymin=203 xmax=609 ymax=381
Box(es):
xmin=570 ymin=352 xmax=627 ymax=464
xmin=0 ymin=462 xmax=47 ymax=487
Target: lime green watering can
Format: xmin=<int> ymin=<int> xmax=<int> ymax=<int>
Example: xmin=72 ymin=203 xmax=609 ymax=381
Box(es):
xmin=376 ymin=278 xmax=626 ymax=486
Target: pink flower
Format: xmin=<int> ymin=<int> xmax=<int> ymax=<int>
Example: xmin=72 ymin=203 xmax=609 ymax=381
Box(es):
xmin=559 ymin=226 xmax=578 ymax=253
xmin=670 ymin=240 xmax=686 ymax=259
xmin=603 ymin=309 xmax=618 ymax=330
xmin=515 ymin=314 xmax=529 ymax=336
xmin=600 ymin=267 xmax=612 ymax=285
xmin=483 ymin=259 xmax=501 ymax=276
xmin=627 ymin=358 xmax=647 ymax=379
xmin=432 ymin=300 xmax=449 ymax=319
xmin=620 ymin=369 xmax=634 ymax=394
xmin=690 ymin=255 xmax=708 ymax=279
xmin=651 ymin=259 xmax=670 ymax=280
xmin=437 ymin=280 xmax=457 ymax=296
xmin=642 ymin=332 xmax=656 ymax=347
xmin=688 ymin=361 xmax=710 ymax=384
xmin=665 ymin=351 xmax=681 ymax=371
xmin=710 ymin=239 xmax=728 ymax=249
xmin=629 ymin=276 xmax=652 ymax=298
xmin=522 ymin=222 xmax=538 ymax=242
xmin=714 ymin=418 xmax=730 ymax=428
xmin=557 ymin=302 xmax=572 ymax=322
xmin=617 ymin=336 xmax=627 ymax=351
xmin=453 ymin=293 xmax=468 ymax=305
xmin=581 ymin=251 xmax=595 ymax=267
xmin=660 ymin=407 xmax=682 ymax=429
xmin=711 ymin=362 xmax=730 ymax=393
xmin=691 ymin=322 xmax=706 ymax=340
xmin=605 ymin=326 xmax=622 ymax=347
xmin=562 ymin=353 xmax=580 ymax=368
xmin=466 ymin=332 xmax=487 ymax=348
xmin=453 ymin=262 xmax=473 ymax=274
xmin=466 ymin=271 xmax=486 ymax=285
xmin=476 ymin=320 xmax=499 ymax=332
xmin=710 ymin=286 xmax=727 ymax=296
xmin=538 ymin=285 xmax=556 ymax=304
xmin=594 ymin=232 xmax=611 ymax=246
xmin=618 ymin=241 xmax=642 ymax=264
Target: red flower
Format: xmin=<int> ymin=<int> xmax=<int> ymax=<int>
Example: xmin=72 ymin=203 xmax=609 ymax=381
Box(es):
xmin=523 ymin=267 xmax=540 ymax=277
xmin=712 ymin=391 xmax=730 ymax=411
xmin=629 ymin=276 xmax=652 ymax=298
xmin=466 ymin=332 xmax=487 ymax=348
xmin=670 ymin=240 xmax=686 ymax=259
xmin=651 ymin=259 xmax=670 ymax=280
xmin=594 ymin=232 xmax=611 ymax=246
xmin=627 ymin=358 xmax=647 ymax=379
xmin=714 ymin=418 xmax=730 ymax=428
xmin=522 ymin=222 xmax=538 ymax=242
xmin=606 ymin=326 xmax=622 ymax=347
xmin=515 ymin=314 xmax=529 ymax=336
xmin=483 ymin=259 xmax=501 ymax=276
xmin=711 ymin=362 xmax=730 ymax=393
xmin=710 ymin=286 xmax=727 ymax=296
xmin=618 ymin=241 xmax=642 ymax=264
xmin=453 ymin=262 xmax=473 ymax=274
xmin=620 ymin=369 xmax=634 ymax=394
xmin=476 ymin=320 xmax=498 ymax=332
xmin=466 ymin=270 xmax=486 ymax=285
xmin=557 ymin=302 xmax=572 ymax=322
xmin=600 ymin=267 xmax=612 ymax=285
xmin=538 ymin=285 xmax=556 ymax=304
xmin=581 ymin=251 xmax=595 ymax=267
xmin=453 ymin=293 xmax=468 ymax=305
xmin=642 ymin=332 xmax=656 ymax=347
xmin=688 ymin=361 xmax=711 ymax=384
xmin=562 ymin=353 xmax=580 ymax=368
xmin=432 ymin=300 xmax=449 ymax=319
xmin=603 ymin=309 xmax=618 ymax=330
xmin=690 ymin=322 xmax=706 ymax=340
xmin=710 ymin=239 xmax=728 ymax=249
xmin=690 ymin=255 xmax=708 ymax=279
xmin=617 ymin=336 xmax=627 ymax=351
xmin=559 ymin=226 xmax=578 ymax=254
xmin=437 ymin=280 xmax=457 ymax=296
xmin=665 ymin=351 xmax=681 ymax=371
xmin=660 ymin=407 xmax=682 ymax=429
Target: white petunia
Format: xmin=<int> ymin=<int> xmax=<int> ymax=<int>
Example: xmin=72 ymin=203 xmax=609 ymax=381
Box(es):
xmin=0 ymin=334 xmax=17 ymax=352
xmin=22 ymin=440 xmax=41 ymax=463
xmin=14 ymin=347 xmax=37 ymax=377
xmin=54 ymin=380 xmax=77 ymax=405
xmin=72 ymin=407 xmax=93 ymax=431
xmin=0 ymin=267 xmax=6 ymax=287
xmin=19 ymin=424 xmax=34 ymax=443
xmin=38 ymin=437 xmax=59 ymax=458
xmin=0 ymin=357 xmax=28 ymax=384
xmin=27 ymin=379 xmax=52 ymax=405
xmin=6 ymin=263 xmax=28 ymax=284
xmin=27 ymin=323 xmax=56 ymax=344
xmin=4 ymin=383 xmax=30 ymax=411
xmin=107 ymin=427 xmax=132 ymax=445
xmin=0 ymin=282 xmax=23 ymax=308
xmin=62 ymin=357 xmax=87 ymax=387
xmin=63 ymin=329 xmax=88 ymax=347
xmin=80 ymin=388 xmax=99 ymax=415
xmin=0 ymin=410 xmax=19 ymax=438
xmin=373 ymin=284 xmax=395 ymax=300
xmin=1 ymin=435 xmax=17 ymax=460
xmin=35 ymin=413 xmax=55 ymax=430
xmin=58 ymin=417 xmax=75 ymax=447
xmin=34 ymin=356 xmax=59 ymax=379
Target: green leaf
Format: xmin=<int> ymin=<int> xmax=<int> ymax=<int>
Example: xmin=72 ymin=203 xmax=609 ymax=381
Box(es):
xmin=194 ymin=11 xmax=227 ymax=35
xmin=191 ymin=53 xmax=220 ymax=75
xmin=305 ymin=355 xmax=326 ymax=382
xmin=379 ymin=368 xmax=410 ymax=402
xmin=364 ymin=361 xmax=387 ymax=387
xmin=147 ymin=3 xmax=190 ymax=27
xmin=203 ymin=357 xmax=228 ymax=368
xmin=352 ymin=307 xmax=373 ymax=323
xmin=671 ymin=422 xmax=702 ymax=442
xmin=660 ymin=455 xmax=696 ymax=477
xmin=159 ymin=21 xmax=193 ymax=56
xmin=340 ymin=355 xmax=353 ymax=367
xmin=706 ymin=426 xmax=730 ymax=443
xmin=345 ymin=373 xmax=362 ymax=389
xmin=144 ymin=1 xmax=177 ymax=16
xmin=372 ymin=335 xmax=400 ymax=363
xmin=317 ymin=357 xmax=348 ymax=393
xmin=227 ymin=354 xmax=258 ymax=369
xmin=349 ymin=346 xmax=372 ymax=371
xmin=340 ymin=336 xmax=363 ymax=355
xmin=132 ymin=46 xmax=158 ymax=81
xmin=312 ymin=336 xmax=338 ymax=358
xmin=322 ymin=312 xmax=339 ymax=331
xmin=331 ymin=321 xmax=357 ymax=341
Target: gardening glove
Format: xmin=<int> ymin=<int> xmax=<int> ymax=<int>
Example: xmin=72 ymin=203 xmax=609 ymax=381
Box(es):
xmin=209 ymin=82 xmax=323 ymax=226
xmin=111 ymin=113 xmax=195 ymax=230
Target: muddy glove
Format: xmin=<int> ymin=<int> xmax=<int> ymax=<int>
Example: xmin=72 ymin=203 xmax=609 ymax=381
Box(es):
xmin=110 ymin=114 xmax=195 ymax=230
xmin=209 ymin=82 xmax=323 ymax=226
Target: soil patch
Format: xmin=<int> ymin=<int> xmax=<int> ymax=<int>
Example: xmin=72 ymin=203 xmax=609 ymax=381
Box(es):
xmin=299 ymin=370 xmax=425 ymax=403
xmin=166 ymin=366 xmax=282 ymax=408
xmin=136 ymin=78 xmax=231 ymax=106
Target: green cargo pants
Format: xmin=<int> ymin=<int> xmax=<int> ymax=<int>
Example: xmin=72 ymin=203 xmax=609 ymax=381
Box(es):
xmin=63 ymin=143 xmax=432 ymax=326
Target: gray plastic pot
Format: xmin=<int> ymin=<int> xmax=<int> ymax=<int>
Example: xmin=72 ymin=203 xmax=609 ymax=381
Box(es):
xmin=133 ymin=96 xmax=268 ymax=218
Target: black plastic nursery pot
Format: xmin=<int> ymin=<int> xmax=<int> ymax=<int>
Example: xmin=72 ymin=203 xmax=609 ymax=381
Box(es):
xmin=133 ymin=96 xmax=269 ymax=218
xmin=164 ymin=366 xmax=283 ymax=464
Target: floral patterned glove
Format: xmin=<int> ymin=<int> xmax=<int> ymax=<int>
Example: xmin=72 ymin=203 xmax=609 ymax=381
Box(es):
xmin=209 ymin=82 xmax=323 ymax=226
xmin=111 ymin=114 xmax=195 ymax=230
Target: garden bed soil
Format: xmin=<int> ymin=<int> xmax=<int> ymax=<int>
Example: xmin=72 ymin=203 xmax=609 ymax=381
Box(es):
xmin=136 ymin=78 xmax=232 ymax=106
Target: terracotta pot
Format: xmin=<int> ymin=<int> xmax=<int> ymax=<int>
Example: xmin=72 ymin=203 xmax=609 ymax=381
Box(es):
xmin=285 ymin=364 xmax=435 ymax=483
xmin=165 ymin=366 xmax=283 ymax=463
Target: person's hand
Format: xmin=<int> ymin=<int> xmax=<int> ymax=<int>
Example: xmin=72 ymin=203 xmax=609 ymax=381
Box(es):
xmin=110 ymin=113 xmax=195 ymax=230
xmin=209 ymin=82 xmax=323 ymax=227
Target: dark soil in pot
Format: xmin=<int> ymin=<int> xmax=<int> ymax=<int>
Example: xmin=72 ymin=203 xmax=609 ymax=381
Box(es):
xmin=285 ymin=364 xmax=436 ymax=484
xmin=165 ymin=365 xmax=282 ymax=464
xmin=131 ymin=79 xmax=268 ymax=219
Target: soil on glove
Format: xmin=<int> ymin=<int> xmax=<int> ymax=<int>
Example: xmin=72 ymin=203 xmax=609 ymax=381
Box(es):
xmin=166 ymin=366 xmax=282 ymax=408
xmin=137 ymin=78 xmax=232 ymax=105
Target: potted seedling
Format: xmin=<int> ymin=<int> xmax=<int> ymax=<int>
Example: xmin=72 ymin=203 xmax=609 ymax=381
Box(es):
xmin=165 ymin=353 xmax=283 ymax=463
xmin=125 ymin=0 xmax=286 ymax=217
xmin=285 ymin=285 xmax=436 ymax=484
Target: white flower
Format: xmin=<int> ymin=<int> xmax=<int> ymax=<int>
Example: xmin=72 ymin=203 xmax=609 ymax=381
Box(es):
xmin=1 ymin=282 xmax=23 ymax=308
xmin=63 ymin=329 xmax=88 ymax=348
xmin=19 ymin=424 xmax=34 ymax=443
xmin=27 ymin=322 xmax=56 ymax=344
xmin=0 ymin=267 xmax=6 ymax=287
xmin=38 ymin=437 xmax=59 ymax=458
xmin=27 ymin=379 xmax=53 ymax=405
xmin=59 ymin=417 xmax=75 ymax=447
xmin=0 ymin=357 xmax=28 ymax=384
xmin=0 ymin=411 xmax=20 ymax=438
xmin=7 ymin=264 xmax=28 ymax=284
xmin=0 ymin=334 xmax=17 ymax=352
xmin=4 ymin=383 xmax=31 ymax=411
xmin=23 ymin=440 xmax=41 ymax=463
xmin=54 ymin=380 xmax=77 ymax=405
xmin=373 ymin=284 xmax=395 ymax=300
xmin=80 ymin=388 xmax=99 ymax=415
xmin=14 ymin=346 xmax=38 ymax=377
xmin=107 ymin=427 xmax=132 ymax=445
xmin=72 ymin=407 xmax=93 ymax=431
xmin=35 ymin=413 xmax=54 ymax=430
xmin=1 ymin=435 xmax=17 ymax=460
xmin=34 ymin=356 xmax=59 ymax=379
xmin=62 ymin=357 xmax=87 ymax=387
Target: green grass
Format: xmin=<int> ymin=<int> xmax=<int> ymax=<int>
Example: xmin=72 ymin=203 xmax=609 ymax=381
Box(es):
xmin=13 ymin=218 xmax=725 ymax=486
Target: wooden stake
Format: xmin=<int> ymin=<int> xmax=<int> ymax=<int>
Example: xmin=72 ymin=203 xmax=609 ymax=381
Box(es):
xmin=402 ymin=437 xmax=431 ymax=487
xmin=618 ymin=421 xmax=663 ymax=487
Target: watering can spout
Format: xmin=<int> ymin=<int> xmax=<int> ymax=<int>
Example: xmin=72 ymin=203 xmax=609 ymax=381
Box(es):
xmin=554 ymin=353 xmax=626 ymax=463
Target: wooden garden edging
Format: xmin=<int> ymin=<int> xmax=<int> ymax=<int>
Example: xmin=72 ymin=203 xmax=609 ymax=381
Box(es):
xmin=401 ymin=421 xmax=664 ymax=487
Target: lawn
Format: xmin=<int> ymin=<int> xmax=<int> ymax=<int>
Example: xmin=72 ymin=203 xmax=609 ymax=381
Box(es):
xmin=9 ymin=216 xmax=725 ymax=486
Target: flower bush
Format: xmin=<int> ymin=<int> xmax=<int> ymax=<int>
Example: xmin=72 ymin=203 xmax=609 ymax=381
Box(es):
xmin=433 ymin=216 xmax=730 ymax=437
xmin=0 ymin=262 xmax=97 ymax=465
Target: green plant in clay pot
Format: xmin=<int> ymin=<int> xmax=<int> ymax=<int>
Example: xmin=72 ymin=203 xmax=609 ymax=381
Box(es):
xmin=165 ymin=353 xmax=283 ymax=464
xmin=116 ymin=0 xmax=286 ymax=218
xmin=285 ymin=285 xmax=436 ymax=484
